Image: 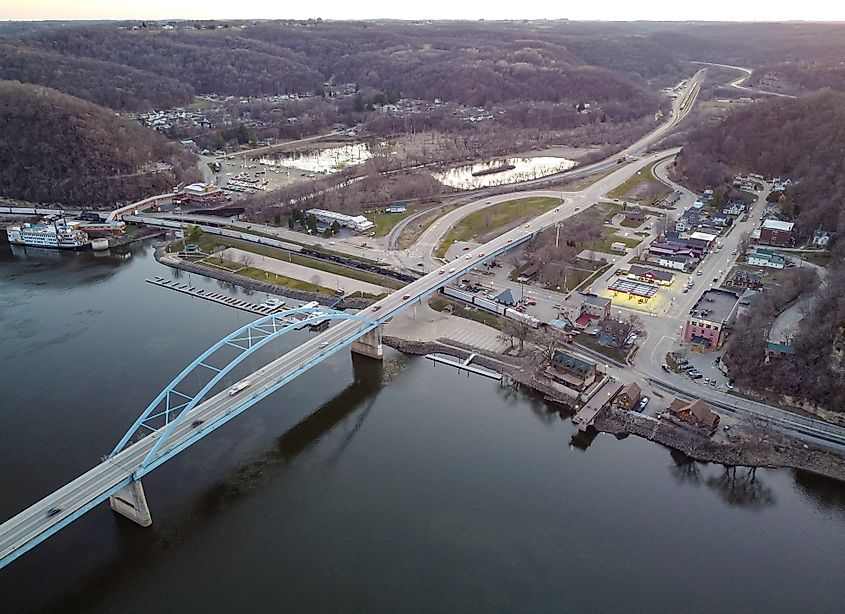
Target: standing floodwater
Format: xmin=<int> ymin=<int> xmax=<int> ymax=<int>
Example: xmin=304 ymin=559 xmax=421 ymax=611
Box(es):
xmin=0 ymin=238 xmax=844 ymax=613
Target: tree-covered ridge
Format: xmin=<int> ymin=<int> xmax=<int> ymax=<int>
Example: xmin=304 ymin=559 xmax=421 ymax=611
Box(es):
xmin=0 ymin=81 xmax=199 ymax=206
xmin=0 ymin=41 xmax=194 ymax=111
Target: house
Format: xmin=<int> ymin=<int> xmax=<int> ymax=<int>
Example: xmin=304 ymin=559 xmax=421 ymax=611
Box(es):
xmin=812 ymin=229 xmax=834 ymax=248
xmin=684 ymin=289 xmax=741 ymax=351
xmin=613 ymin=383 xmax=641 ymax=411
xmin=598 ymin=319 xmax=632 ymax=348
xmin=495 ymin=289 xmax=517 ymax=306
xmin=625 ymin=207 xmax=646 ymax=223
xmin=713 ymin=213 xmax=732 ymax=228
xmin=747 ymin=248 xmax=785 ymax=269
xmin=725 ymin=202 xmax=746 ymax=216
xmin=759 ymin=219 xmax=794 ymax=247
xmin=576 ymin=294 xmax=611 ymax=327
xmin=675 ymin=208 xmax=700 ymax=232
xmin=688 ymin=231 xmax=718 ymax=250
xmin=628 ymin=265 xmax=675 ymax=285
xmin=517 ymin=262 xmax=543 ymax=282
xmin=668 ymin=398 xmax=720 ymax=433
xmin=551 ymin=350 xmax=597 ymax=389
xmin=726 ymin=270 xmax=763 ymax=290
xmin=657 ymin=255 xmax=689 ymax=271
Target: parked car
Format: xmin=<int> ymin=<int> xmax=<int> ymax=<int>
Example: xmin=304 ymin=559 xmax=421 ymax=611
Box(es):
xmin=638 ymin=397 xmax=650 ymax=411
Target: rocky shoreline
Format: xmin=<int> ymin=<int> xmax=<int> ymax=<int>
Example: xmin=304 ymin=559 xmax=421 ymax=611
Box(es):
xmin=384 ymin=337 xmax=845 ymax=482
xmin=151 ymin=251 xmax=845 ymax=483
xmin=592 ymin=407 xmax=845 ymax=482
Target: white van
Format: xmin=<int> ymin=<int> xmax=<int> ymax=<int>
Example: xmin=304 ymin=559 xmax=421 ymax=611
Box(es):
xmin=228 ymin=380 xmax=252 ymax=396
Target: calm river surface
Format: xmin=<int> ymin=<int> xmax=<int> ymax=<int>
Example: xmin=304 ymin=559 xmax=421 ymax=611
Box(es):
xmin=1 ymin=238 xmax=844 ymax=614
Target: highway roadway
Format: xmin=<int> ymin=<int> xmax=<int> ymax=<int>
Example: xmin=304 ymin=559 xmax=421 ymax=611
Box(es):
xmin=0 ymin=215 xmax=539 ymax=570
xmin=690 ymin=61 xmax=796 ymax=99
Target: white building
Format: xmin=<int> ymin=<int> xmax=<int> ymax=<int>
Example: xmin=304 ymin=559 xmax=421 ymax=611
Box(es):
xmin=658 ymin=255 xmax=689 ymax=271
xmin=747 ymin=249 xmax=785 ymax=269
xmin=305 ymin=209 xmax=375 ymax=232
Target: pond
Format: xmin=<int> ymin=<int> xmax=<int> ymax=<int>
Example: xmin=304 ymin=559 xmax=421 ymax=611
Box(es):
xmin=434 ymin=156 xmax=577 ymax=189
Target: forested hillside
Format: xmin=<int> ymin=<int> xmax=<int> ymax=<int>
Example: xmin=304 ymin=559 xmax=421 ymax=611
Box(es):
xmin=672 ymin=90 xmax=845 ymax=240
xmin=674 ymin=90 xmax=845 ymax=415
xmin=24 ymin=26 xmax=325 ymax=98
xmin=0 ymin=81 xmax=199 ymax=206
xmin=0 ymin=41 xmax=194 ymax=111
xmin=12 ymin=21 xmax=684 ymax=109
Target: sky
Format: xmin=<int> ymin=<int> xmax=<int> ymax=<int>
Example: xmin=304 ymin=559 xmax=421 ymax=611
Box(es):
xmin=1 ymin=0 xmax=844 ymax=22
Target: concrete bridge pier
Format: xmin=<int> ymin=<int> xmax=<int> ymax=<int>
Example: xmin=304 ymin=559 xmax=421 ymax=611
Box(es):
xmin=351 ymin=325 xmax=383 ymax=360
xmin=109 ymin=480 xmax=153 ymax=527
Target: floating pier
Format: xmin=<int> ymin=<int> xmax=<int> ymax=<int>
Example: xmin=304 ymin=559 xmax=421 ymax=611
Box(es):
xmin=145 ymin=277 xmax=288 ymax=316
xmin=424 ymin=353 xmax=502 ymax=380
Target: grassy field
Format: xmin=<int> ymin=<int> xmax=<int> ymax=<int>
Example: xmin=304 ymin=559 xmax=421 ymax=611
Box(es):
xmin=428 ymin=296 xmax=503 ymax=330
xmin=787 ymin=251 xmax=832 ymax=268
xmin=175 ymin=235 xmax=405 ymax=290
xmin=619 ymin=218 xmax=644 ymax=228
xmin=366 ymin=207 xmax=418 ymax=237
xmin=510 ymin=258 xmax=607 ymax=293
xmin=574 ymin=333 xmax=628 ymax=364
xmin=588 ymin=201 xmax=624 ymax=223
xmin=198 ymin=254 xmax=336 ymax=295
xmin=396 ymin=204 xmax=456 ymax=250
xmin=585 ymin=228 xmax=644 ymax=254
xmin=228 ymin=226 xmax=381 ymax=264
xmin=607 ymin=159 xmax=672 ymax=204
xmin=573 ymin=263 xmax=612 ymax=291
xmin=436 ymin=196 xmax=561 ymax=258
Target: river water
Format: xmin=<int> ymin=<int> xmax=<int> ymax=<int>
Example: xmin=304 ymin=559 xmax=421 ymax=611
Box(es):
xmin=1 ymin=238 xmax=844 ymax=613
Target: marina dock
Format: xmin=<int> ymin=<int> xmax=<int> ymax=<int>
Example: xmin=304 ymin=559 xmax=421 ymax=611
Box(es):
xmin=572 ymin=378 xmax=619 ymax=431
xmin=424 ymin=353 xmax=502 ymax=380
xmin=145 ymin=277 xmax=288 ymax=316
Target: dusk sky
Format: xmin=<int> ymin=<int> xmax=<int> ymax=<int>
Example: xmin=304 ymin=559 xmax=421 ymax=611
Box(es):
xmin=1 ymin=0 xmax=843 ymax=22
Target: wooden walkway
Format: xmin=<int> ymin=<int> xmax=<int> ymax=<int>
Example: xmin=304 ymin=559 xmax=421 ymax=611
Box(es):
xmin=145 ymin=277 xmax=288 ymax=317
xmin=573 ymin=378 xmax=620 ymax=431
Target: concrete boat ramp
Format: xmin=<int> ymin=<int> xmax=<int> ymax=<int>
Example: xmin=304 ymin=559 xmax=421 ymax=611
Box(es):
xmin=424 ymin=353 xmax=502 ymax=380
xmin=145 ymin=276 xmax=287 ymax=316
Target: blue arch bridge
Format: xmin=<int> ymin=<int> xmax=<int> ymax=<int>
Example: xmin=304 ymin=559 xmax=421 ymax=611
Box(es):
xmin=0 ymin=232 xmax=533 ymax=570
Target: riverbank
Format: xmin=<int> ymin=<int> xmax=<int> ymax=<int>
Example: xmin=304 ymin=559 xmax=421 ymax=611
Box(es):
xmin=153 ymin=246 xmax=374 ymax=310
xmin=593 ymin=406 xmax=845 ymax=482
xmin=154 ymin=245 xmax=845 ymax=483
xmin=386 ymin=336 xmax=845 ymax=482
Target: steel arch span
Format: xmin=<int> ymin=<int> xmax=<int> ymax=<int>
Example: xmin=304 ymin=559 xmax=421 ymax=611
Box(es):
xmin=111 ymin=306 xmax=377 ymax=474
